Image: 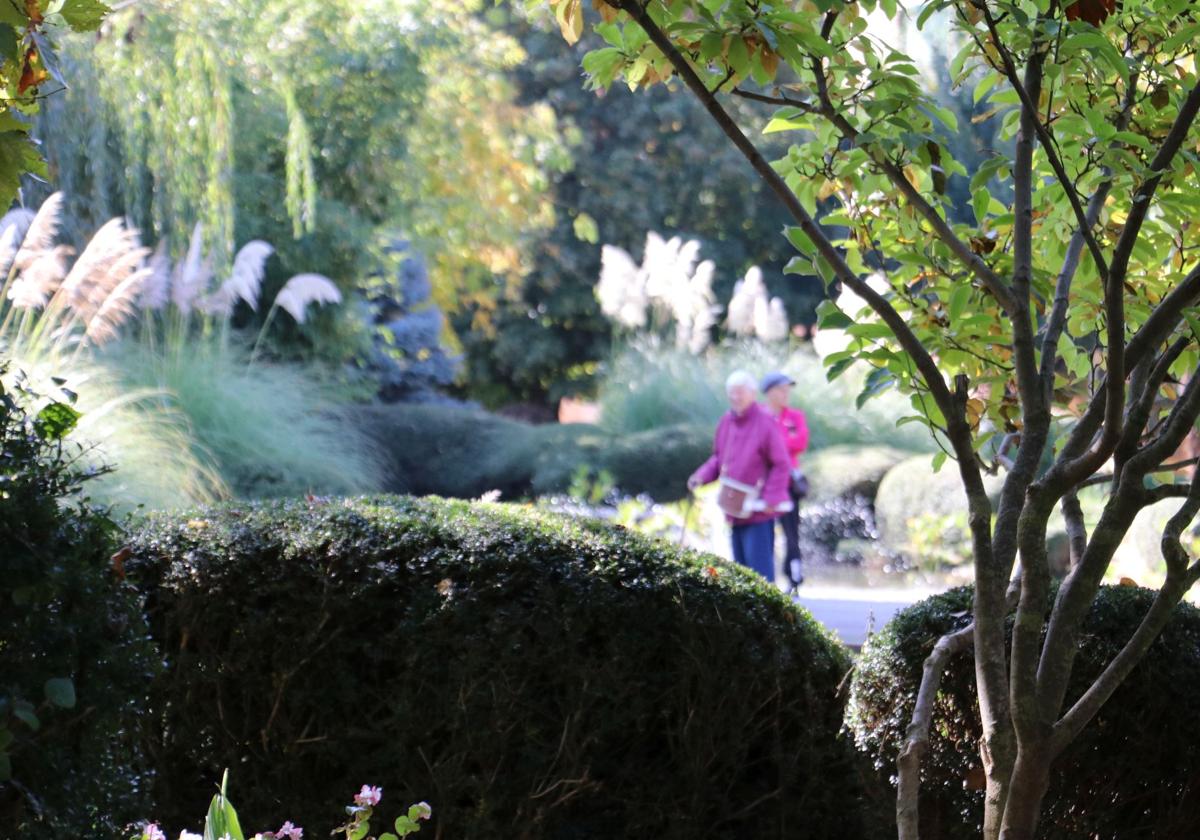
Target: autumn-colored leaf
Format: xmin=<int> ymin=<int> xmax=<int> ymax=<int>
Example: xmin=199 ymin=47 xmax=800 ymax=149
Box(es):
xmin=110 ymin=545 xmax=132 ymax=580
xmin=1119 ymin=576 xmax=1139 ymax=587
xmin=965 ymin=766 xmax=986 ymax=791
xmin=591 ymin=0 xmax=619 ymax=25
xmin=18 ymin=48 xmax=46 ymax=94
xmin=1064 ymin=0 xmax=1117 ymax=26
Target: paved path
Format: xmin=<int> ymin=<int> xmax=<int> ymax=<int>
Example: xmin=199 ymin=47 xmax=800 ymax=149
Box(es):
xmin=794 ymin=586 xmax=941 ymax=649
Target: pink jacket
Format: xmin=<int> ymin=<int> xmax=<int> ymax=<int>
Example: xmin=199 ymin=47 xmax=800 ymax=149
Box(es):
xmin=773 ymin=405 xmax=809 ymax=468
xmin=690 ymin=402 xmax=791 ymax=524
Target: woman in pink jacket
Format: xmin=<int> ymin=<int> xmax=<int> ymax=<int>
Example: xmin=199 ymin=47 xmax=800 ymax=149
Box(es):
xmin=761 ymin=371 xmax=809 ymax=587
xmin=687 ymin=370 xmax=792 ymax=581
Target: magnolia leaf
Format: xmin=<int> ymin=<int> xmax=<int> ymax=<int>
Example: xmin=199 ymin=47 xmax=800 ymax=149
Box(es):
xmin=43 ymin=677 xmax=76 ymax=709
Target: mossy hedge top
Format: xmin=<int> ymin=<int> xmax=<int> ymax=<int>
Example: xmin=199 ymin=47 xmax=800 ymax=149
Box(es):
xmin=126 ymin=496 xmax=879 ymax=840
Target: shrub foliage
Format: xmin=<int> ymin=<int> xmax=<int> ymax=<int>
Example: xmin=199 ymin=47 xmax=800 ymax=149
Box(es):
xmin=364 ymin=403 xmax=709 ymax=501
xmin=0 ymin=369 xmax=156 ymax=836
xmin=847 ymin=585 xmax=1200 ymax=840
xmin=127 ymin=496 xmax=870 ymax=838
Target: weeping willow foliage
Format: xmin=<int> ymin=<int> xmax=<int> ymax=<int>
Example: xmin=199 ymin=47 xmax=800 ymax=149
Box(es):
xmin=34 ymin=0 xmax=568 ymax=349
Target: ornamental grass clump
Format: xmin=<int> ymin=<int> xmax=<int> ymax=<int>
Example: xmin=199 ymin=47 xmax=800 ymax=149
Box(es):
xmin=126 ymin=496 xmax=879 ymax=839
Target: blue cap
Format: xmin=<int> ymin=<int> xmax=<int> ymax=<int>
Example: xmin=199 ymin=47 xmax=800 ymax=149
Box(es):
xmin=760 ymin=371 xmax=794 ymax=392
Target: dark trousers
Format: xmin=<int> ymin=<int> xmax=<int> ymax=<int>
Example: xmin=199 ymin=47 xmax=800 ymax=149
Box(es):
xmin=777 ymin=488 xmax=803 ymax=581
xmin=730 ymin=520 xmax=776 ymax=581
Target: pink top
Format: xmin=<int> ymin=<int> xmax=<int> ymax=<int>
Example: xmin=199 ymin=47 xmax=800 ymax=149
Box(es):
xmin=690 ymin=402 xmax=791 ymax=524
xmin=772 ymin=405 xmax=809 ymax=468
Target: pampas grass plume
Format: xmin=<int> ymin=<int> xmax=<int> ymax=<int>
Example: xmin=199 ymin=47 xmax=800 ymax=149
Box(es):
xmin=274 ymin=272 xmax=340 ymax=324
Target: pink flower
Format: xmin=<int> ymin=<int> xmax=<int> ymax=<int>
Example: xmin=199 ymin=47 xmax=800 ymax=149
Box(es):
xmin=143 ymin=824 xmax=166 ymax=840
xmin=276 ymin=821 xmax=303 ymax=839
xmin=353 ymin=785 xmax=382 ymax=807
xmin=413 ymin=802 xmax=432 ymax=821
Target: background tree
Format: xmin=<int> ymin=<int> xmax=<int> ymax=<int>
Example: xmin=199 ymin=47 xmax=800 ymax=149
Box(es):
xmin=540 ymin=0 xmax=1200 ymax=838
xmin=34 ymin=0 xmax=565 ymax=363
xmin=458 ymin=5 xmax=824 ymax=407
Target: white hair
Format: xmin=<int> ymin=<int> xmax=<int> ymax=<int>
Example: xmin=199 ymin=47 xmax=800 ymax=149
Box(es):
xmin=725 ymin=369 xmax=757 ymax=394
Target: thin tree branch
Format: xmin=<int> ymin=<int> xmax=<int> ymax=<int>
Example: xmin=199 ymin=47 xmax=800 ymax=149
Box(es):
xmin=980 ymin=4 xmax=1111 ymax=283
xmin=897 ymin=623 xmax=975 ymax=840
xmin=1051 ymin=475 xmax=1200 ymax=753
xmin=730 ymin=88 xmax=814 ymax=109
xmin=1061 ymin=491 xmax=1088 ymax=569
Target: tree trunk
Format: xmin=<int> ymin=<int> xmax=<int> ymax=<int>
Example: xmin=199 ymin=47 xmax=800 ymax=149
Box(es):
xmin=997 ymin=748 xmax=1052 ymax=840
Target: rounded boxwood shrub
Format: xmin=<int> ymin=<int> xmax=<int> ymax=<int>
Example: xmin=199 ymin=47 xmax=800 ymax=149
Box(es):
xmin=363 ymin=402 xmax=708 ymax=502
xmin=847 ymin=584 xmax=1200 ymax=840
xmin=1 ymin=372 xmax=157 ymax=837
xmin=126 ymin=496 xmax=875 ymax=839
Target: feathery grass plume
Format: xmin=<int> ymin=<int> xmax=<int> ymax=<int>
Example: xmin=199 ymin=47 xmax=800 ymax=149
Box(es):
xmin=79 ymin=244 xmax=149 ymax=323
xmin=597 ymin=243 xmax=647 ymax=329
xmin=139 ymin=240 xmax=171 ymax=311
xmin=59 ymin=218 xmax=135 ymax=307
xmin=273 ymin=272 xmax=340 ymax=324
xmin=86 ymin=268 xmax=150 ymax=346
xmin=12 ymin=192 xmax=65 ymax=272
xmin=726 ymin=266 xmax=766 ymax=337
xmin=6 ymin=245 xmax=72 ymax=310
xmin=224 ymin=240 xmax=273 ymax=311
xmin=0 ymin=207 xmax=34 ymax=279
xmin=170 ymin=223 xmax=212 ymax=315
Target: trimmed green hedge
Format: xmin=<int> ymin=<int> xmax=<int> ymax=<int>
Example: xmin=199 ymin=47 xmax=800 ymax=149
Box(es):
xmin=127 ymin=496 xmax=877 ymax=839
xmin=847 ymin=585 xmax=1200 ymax=840
xmin=361 ymin=403 xmax=709 ymax=501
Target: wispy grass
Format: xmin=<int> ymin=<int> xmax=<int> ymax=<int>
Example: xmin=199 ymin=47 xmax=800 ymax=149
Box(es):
xmin=0 ymin=194 xmax=373 ymax=507
xmin=597 ymin=337 xmax=937 ymax=452
xmin=106 ymin=340 xmax=383 ymax=498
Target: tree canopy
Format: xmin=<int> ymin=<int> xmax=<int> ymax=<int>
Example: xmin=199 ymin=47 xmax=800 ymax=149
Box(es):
xmin=539 ymin=0 xmax=1200 ymax=837
xmin=34 ymin=0 xmax=567 ymax=361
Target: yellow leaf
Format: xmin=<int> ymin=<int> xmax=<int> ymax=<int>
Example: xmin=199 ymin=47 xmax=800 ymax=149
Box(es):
xmin=557 ymin=0 xmax=584 ymax=45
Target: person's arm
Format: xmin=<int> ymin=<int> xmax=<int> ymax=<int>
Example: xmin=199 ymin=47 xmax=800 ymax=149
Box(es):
xmin=760 ymin=422 xmax=792 ymax=509
xmin=688 ymin=417 xmax=724 ymax=489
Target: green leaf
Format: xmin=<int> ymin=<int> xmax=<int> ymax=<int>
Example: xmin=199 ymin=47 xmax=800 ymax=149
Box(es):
xmin=13 ymin=700 xmax=39 ymax=732
xmin=572 ymin=212 xmax=599 ymax=244
xmin=0 ymin=132 xmax=44 ymax=211
xmin=59 ymin=0 xmax=110 ymax=31
xmin=35 ymin=401 xmax=81 ymax=441
xmin=948 ymin=283 xmax=972 ymax=322
xmin=825 ymin=356 xmax=856 ymax=381
xmin=43 ymin=677 xmax=76 ymax=709
xmin=727 ymin=36 xmax=749 ymax=77
xmin=931 ymin=451 xmax=948 ymax=473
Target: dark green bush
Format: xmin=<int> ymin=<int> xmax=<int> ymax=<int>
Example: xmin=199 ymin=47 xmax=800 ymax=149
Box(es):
xmin=847 ymin=584 xmax=1200 ymax=840
xmin=0 ymin=370 xmax=156 ymax=837
xmin=362 ymin=403 xmax=708 ymax=501
xmin=127 ymin=496 xmax=875 ymax=839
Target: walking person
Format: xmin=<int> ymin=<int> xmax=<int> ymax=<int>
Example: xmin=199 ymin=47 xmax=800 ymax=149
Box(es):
xmin=687 ymin=370 xmax=792 ymax=582
xmin=761 ymin=371 xmax=809 ymax=588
